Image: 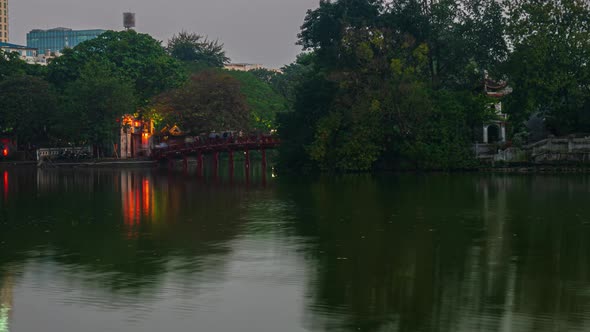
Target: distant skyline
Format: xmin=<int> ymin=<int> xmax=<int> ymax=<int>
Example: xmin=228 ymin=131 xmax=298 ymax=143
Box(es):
xmin=9 ymin=0 xmax=320 ymax=68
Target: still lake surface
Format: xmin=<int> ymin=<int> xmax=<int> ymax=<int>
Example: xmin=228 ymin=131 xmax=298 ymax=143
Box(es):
xmin=1 ymin=167 xmax=590 ymax=332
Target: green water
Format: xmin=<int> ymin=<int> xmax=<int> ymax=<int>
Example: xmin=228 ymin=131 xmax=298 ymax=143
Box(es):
xmin=1 ymin=168 xmax=590 ymax=332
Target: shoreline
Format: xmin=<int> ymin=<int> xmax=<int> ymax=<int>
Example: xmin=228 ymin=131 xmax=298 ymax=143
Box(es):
xmin=3 ymin=160 xmax=590 ymax=174
xmin=0 ymin=159 xmax=157 ymax=169
xmin=478 ymin=165 xmax=590 ymax=174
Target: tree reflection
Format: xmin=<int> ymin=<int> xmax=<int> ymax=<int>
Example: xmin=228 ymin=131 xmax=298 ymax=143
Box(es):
xmin=0 ymin=168 xmax=268 ymax=302
xmin=0 ymin=272 xmax=12 ymax=332
xmin=283 ymin=174 xmax=590 ymax=332
xmin=3 ymin=169 xmax=590 ymax=331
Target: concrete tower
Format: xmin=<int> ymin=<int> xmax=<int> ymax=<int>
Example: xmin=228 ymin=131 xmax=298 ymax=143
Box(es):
xmin=0 ymin=0 xmax=7 ymax=43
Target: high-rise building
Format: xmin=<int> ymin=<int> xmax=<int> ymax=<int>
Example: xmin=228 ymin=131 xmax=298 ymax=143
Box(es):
xmin=0 ymin=0 xmax=8 ymax=43
xmin=26 ymin=28 xmax=106 ymax=55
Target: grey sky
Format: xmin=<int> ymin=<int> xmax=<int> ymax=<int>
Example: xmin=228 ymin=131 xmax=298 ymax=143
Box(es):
xmin=9 ymin=0 xmax=319 ymax=68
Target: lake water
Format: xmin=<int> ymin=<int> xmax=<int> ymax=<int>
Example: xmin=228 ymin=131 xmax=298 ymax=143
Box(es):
xmin=1 ymin=168 xmax=590 ymax=332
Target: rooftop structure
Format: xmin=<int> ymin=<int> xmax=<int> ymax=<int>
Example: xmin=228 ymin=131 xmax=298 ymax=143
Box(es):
xmin=0 ymin=42 xmax=37 ymax=56
xmin=123 ymin=12 xmax=136 ymax=30
xmin=0 ymin=42 xmax=60 ymax=66
xmin=26 ymin=28 xmax=107 ymax=55
xmin=224 ymin=63 xmax=265 ymax=72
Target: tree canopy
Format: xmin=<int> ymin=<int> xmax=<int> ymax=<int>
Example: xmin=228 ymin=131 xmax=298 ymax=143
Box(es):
xmin=0 ymin=75 xmax=56 ymax=145
xmin=2 ymin=0 xmax=590 ymax=169
xmin=224 ymin=69 xmax=288 ymax=130
xmin=48 ymin=30 xmax=185 ymax=102
xmin=54 ymin=62 xmax=136 ymax=148
xmin=279 ymin=0 xmax=503 ymax=171
xmin=504 ymin=0 xmax=590 ymax=135
xmin=152 ymin=70 xmax=250 ymax=134
xmin=0 ymin=50 xmax=47 ymax=81
xmin=167 ymin=31 xmax=230 ymax=68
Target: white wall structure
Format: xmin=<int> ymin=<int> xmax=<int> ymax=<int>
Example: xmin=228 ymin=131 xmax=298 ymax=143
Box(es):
xmin=483 ymin=75 xmax=511 ymax=143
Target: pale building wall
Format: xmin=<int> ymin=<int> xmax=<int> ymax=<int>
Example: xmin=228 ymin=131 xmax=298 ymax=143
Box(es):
xmin=224 ymin=63 xmax=264 ymax=72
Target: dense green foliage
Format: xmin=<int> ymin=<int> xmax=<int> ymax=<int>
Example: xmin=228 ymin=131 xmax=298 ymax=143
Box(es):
xmin=167 ymin=31 xmax=229 ymax=68
xmin=48 ymin=30 xmax=185 ymax=103
xmin=165 ymin=31 xmax=287 ymax=132
xmin=279 ymin=0 xmax=503 ymax=171
xmin=504 ymin=0 xmax=590 ymax=136
xmin=2 ymin=0 xmax=590 ymax=170
xmin=0 ymin=51 xmax=53 ymax=145
xmin=0 ymin=50 xmax=47 ymax=80
xmin=0 ymin=31 xmax=182 ymax=152
xmin=153 ymin=70 xmax=250 ymax=134
xmin=224 ymin=70 xmax=288 ymax=129
xmin=0 ymin=75 xmax=56 ymax=145
xmin=276 ymin=0 xmax=590 ymax=172
xmin=55 ymin=62 xmax=136 ymax=149
xmin=250 ymin=53 xmax=314 ymax=109
xmin=0 ymin=30 xmax=286 ymax=155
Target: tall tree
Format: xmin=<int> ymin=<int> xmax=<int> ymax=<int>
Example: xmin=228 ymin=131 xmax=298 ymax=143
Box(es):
xmin=0 ymin=75 xmax=57 ymax=146
xmin=280 ymin=0 xmax=496 ymax=171
xmin=224 ymin=69 xmax=288 ymax=130
xmin=0 ymin=50 xmax=47 ymax=81
xmin=48 ymin=30 xmax=184 ymax=103
xmin=55 ymin=62 xmax=136 ymax=150
xmin=504 ymin=0 xmax=590 ymax=135
xmin=385 ymin=0 xmax=507 ymax=88
xmin=0 ymin=50 xmax=26 ymax=80
xmin=167 ymin=31 xmax=230 ymax=68
xmin=250 ymin=53 xmax=315 ymax=110
xmin=153 ymin=70 xmax=249 ymax=134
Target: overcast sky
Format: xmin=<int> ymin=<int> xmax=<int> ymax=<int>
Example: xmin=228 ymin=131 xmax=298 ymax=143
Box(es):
xmin=9 ymin=0 xmax=319 ymax=68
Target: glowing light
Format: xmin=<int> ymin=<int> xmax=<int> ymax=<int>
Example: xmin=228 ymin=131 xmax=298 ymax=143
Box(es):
xmin=122 ymin=174 xmax=155 ymax=234
xmin=134 ymin=121 xmax=140 ymax=127
xmin=142 ymin=179 xmax=150 ymax=214
xmin=2 ymin=171 xmax=7 ymax=199
xmin=1 ymin=148 xmax=7 ymax=157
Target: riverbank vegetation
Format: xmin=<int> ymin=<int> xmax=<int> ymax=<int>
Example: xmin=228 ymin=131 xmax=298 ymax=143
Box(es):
xmin=1 ymin=0 xmax=590 ymax=172
xmin=278 ymin=0 xmax=590 ymax=172
xmin=0 ymin=30 xmax=284 ymax=154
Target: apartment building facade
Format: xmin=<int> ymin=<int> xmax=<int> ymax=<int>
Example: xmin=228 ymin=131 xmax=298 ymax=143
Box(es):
xmin=0 ymin=0 xmax=8 ymax=43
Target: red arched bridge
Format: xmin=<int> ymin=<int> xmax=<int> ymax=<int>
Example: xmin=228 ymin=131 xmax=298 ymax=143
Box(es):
xmin=151 ymin=135 xmax=280 ymax=173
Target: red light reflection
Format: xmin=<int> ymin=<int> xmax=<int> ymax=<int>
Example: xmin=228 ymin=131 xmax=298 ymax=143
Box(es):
xmin=2 ymin=171 xmax=7 ymax=200
xmin=121 ymin=173 xmax=155 ymax=235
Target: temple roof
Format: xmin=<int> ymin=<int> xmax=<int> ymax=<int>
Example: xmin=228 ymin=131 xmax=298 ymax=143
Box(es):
xmin=484 ymin=78 xmax=512 ymax=98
